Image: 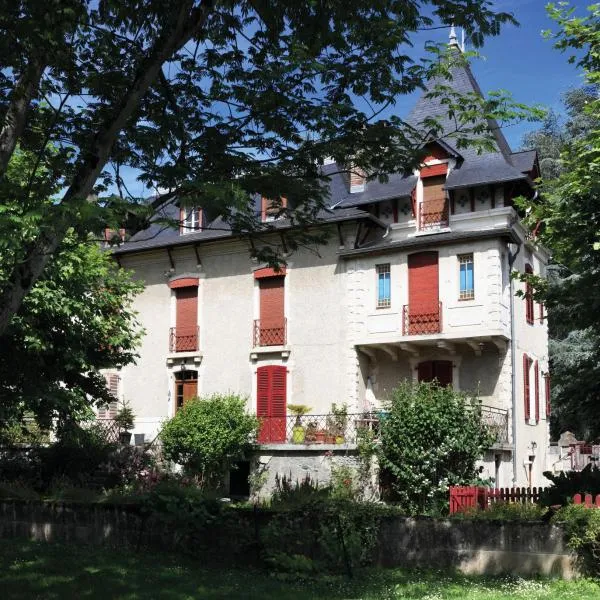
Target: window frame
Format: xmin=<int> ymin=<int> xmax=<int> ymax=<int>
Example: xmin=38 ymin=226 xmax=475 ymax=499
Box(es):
xmin=458 ymin=253 xmax=475 ymax=301
xmin=375 ymin=263 xmax=391 ymax=309
xmin=525 ymin=263 xmax=534 ymax=325
xmin=180 ymin=206 xmax=202 ymax=234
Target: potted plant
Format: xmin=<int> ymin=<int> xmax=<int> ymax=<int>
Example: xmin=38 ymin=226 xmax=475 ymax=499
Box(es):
xmin=305 ymin=420 xmax=318 ymax=443
xmin=329 ymin=402 xmax=348 ymax=444
xmin=287 ymin=404 xmax=311 ymax=443
xmin=114 ymin=402 xmax=135 ymax=444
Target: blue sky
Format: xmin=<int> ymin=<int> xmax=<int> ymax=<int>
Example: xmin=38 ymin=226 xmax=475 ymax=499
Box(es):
xmin=116 ymin=1 xmax=589 ymax=197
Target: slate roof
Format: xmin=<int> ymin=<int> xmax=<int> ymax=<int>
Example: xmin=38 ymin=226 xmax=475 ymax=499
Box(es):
xmin=112 ymin=204 xmax=379 ymax=255
xmin=113 ymin=44 xmax=533 ymax=257
xmin=509 ymin=150 xmax=537 ymax=174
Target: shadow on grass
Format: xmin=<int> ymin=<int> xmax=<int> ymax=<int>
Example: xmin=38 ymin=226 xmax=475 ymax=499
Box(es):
xmin=0 ymin=540 xmax=599 ymax=600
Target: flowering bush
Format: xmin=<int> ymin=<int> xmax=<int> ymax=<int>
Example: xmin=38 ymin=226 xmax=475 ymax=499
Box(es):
xmin=377 ymin=381 xmax=495 ymax=515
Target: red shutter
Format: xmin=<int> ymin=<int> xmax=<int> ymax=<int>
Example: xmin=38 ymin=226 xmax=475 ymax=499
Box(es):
xmin=545 ymin=374 xmax=551 ymax=417
xmin=408 ymin=251 xmax=440 ymax=334
xmin=175 ymin=287 xmax=198 ymax=351
xmin=534 ymin=360 xmax=540 ymax=423
xmin=410 ymin=187 xmax=416 ymax=217
xmin=256 ymin=366 xmax=287 ymax=443
xmin=523 ymin=354 xmax=531 ymax=421
xmin=525 ymin=264 xmax=534 ymax=325
xmin=259 ymin=276 xmax=285 ymax=345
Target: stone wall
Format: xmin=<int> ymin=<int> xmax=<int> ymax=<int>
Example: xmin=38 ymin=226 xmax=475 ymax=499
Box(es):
xmin=0 ymin=500 xmax=576 ymax=578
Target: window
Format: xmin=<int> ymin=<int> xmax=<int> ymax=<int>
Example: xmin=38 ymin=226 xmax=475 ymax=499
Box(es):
xmin=417 ymin=360 xmax=453 ymax=387
xmin=261 ymin=196 xmax=287 ymax=222
xmin=525 ymin=263 xmax=534 ymax=325
xmin=544 ymin=373 xmax=551 ymax=417
xmin=459 ymin=254 xmax=474 ymax=300
xmin=523 ymin=354 xmax=532 ymax=422
xmin=180 ymin=206 xmax=202 ymax=233
xmin=376 ymin=263 xmax=391 ymax=308
xmin=175 ymin=370 xmax=198 ymax=412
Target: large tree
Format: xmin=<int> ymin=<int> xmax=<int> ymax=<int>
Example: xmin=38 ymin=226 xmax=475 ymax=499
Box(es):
xmin=520 ymin=3 xmax=600 ymax=439
xmin=0 ymin=0 xmax=532 ymax=339
xmin=0 ymin=149 xmax=143 ymax=431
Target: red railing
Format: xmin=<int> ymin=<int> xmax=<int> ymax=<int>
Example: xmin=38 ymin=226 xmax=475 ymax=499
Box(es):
xmin=449 ymin=486 xmax=545 ymax=514
xmin=402 ymin=302 xmax=442 ymax=335
xmin=253 ymin=318 xmax=286 ymax=347
xmin=169 ymin=326 xmax=199 ymax=352
xmin=419 ymin=197 xmax=449 ymax=231
xmin=258 ymin=413 xmax=377 ymax=445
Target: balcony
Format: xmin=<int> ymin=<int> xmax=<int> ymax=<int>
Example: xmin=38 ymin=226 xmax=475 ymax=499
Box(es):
xmin=169 ymin=326 xmax=199 ymax=352
xmin=402 ymin=302 xmax=442 ymax=335
xmin=253 ymin=318 xmax=287 ymax=347
xmin=418 ymin=197 xmax=449 ymax=231
xmin=257 ymin=412 xmax=378 ymax=447
xmin=481 ymin=405 xmax=509 ymax=445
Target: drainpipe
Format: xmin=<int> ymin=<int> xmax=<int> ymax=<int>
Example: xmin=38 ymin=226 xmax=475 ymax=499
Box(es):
xmin=508 ymin=240 xmax=522 ymax=484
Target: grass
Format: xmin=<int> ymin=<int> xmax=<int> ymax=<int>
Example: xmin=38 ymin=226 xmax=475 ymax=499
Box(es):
xmin=0 ymin=540 xmax=599 ymax=599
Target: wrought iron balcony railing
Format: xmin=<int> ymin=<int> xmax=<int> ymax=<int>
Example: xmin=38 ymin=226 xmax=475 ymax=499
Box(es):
xmin=402 ymin=302 xmax=442 ymax=335
xmin=480 ymin=405 xmax=509 ymax=445
xmin=257 ymin=412 xmax=379 ymax=445
xmin=169 ymin=326 xmax=200 ymax=352
xmin=419 ymin=197 xmax=449 ymax=231
xmin=253 ymin=318 xmax=286 ymax=347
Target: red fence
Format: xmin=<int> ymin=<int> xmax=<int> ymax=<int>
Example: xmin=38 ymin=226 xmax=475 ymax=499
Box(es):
xmin=449 ymin=486 xmax=545 ymax=514
xmin=573 ymin=493 xmax=600 ymax=508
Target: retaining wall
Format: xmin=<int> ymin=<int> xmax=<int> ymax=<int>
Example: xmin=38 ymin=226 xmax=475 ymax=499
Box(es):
xmin=0 ymin=500 xmax=576 ymax=578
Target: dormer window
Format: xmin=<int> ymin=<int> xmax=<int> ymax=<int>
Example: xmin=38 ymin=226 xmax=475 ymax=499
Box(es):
xmin=180 ymin=206 xmax=202 ymax=234
xmin=261 ymin=197 xmax=287 ymax=222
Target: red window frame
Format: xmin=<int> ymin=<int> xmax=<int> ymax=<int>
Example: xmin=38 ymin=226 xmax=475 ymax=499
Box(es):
xmin=525 ymin=264 xmax=534 ymax=325
xmin=523 ymin=354 xmax=531 ymax=422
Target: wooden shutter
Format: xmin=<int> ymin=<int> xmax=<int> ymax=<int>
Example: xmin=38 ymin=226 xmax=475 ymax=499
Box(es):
xmin=175 ymin=286 xmax=198 ymax=351
xmin=545 ymin=374 xmax=551 ymax=417
xmin=256 ymin=365 xmax=287 ymax=443
xmin=420 ymin=164 xmax=448 ymax=178
xmin=100 ymin=374 xmax=119 ymax=419
xmin=534 ymin=360 xmax=540 ymax=423
xmin=525 ymin=264 xmax=534 ymax=325
xmin=408 ymin=251 xmax=440 ymax=334
xmin=523 ymin=354 xmax=531 ymax=421
xmin=259 ymin=276 xmax=285 ymax=345
xmin=410 ymin=187 xmax=416 ymax=217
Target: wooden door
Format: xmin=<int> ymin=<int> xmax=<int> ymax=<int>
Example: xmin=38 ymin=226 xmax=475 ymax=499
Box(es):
xmin=259 ymin=277 xmax=285 ymax=345
xmin=175 ymin=371 xmax=198 ymax=412
xmin=175 ymin=287 xmax=198 ymax=351
xmin=408 ymin=252 xmax=440 ymax=334
xmin=257 ymin=365 xmax=287 ymax=443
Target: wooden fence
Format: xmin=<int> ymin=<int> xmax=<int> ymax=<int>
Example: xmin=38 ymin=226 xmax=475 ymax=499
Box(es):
xmin=573 ymin=493 xmax=600 ymax=508
xmin=449 ymin=486 xmax=545 ymax=514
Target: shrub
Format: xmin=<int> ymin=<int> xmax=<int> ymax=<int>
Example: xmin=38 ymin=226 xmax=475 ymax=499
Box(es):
xmin=451 ymin=501 xmax=548 ymax=521
xmin=377 ymin=381 xmax=495 ymax=515
xmin=552 ymin=504 xmax=600 ymax=576
xmin=540 ymin=464 xmax=600 ymax=507
xmin=159 ymin=394 xmax=259 ymax=488
xmin=270 ymin=473 xmax=331 ymax=508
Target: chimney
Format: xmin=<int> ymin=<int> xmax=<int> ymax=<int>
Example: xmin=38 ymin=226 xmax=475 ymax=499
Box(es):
xmin=346 ymin=164 xmax=366 ymax=194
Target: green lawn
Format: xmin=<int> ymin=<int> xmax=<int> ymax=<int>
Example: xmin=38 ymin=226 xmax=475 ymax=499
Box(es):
xmin=0 ymin=540 xmax=598 ymax=599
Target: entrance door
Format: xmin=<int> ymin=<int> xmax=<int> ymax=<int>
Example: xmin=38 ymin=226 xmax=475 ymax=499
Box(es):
xmin=256 ymin=365 xmax=287 ymax=443
xmin=417 ymin=360 xmax=453 ymax=387
xmin=175 ymin=370 xmax=198 ymax=411
xmin=407 ymin=252 xmax=440 ymax=334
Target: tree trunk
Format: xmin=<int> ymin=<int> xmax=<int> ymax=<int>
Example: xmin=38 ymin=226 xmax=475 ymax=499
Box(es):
xmin=0 ymin=0 xmax=214 ymax=336
xmin=0 ymin=57 xmax=46 ymax=177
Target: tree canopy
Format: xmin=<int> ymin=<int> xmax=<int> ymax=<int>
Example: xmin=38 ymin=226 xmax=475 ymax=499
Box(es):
xmin=0 ymin=0 xmax=533 ymax=337
xmin=519 ymin=3 xmax=600 ymax=439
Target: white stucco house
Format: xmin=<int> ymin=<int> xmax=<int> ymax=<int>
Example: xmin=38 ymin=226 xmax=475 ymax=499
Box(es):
xmin=102 ymin=42 xmax=550 ymax=492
